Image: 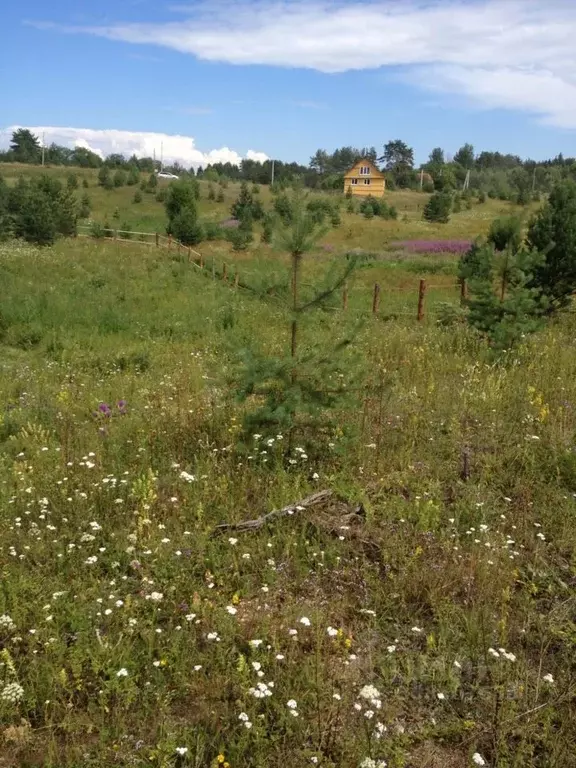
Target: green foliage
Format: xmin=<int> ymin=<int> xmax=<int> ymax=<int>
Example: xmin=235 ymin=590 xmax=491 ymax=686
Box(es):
xmin=381 ymin=139 xmax=415 ymax=188
xmin=231 ymin=181 xmax=264 ymax=222
xmin=6 ymin=176 xmax=77 ymax=245
xmin=127 ymin=165 xmax=140 ymax=186
xmin=478 ymin=190 xmax=487 ymax=204
xmin=113 ymin=170 xmax=127 ymax=188
xmin=527 ymin=180 xmax=576 ymax=311
xmin=66 ymin=173 xmax=78 ymax=190
xmin=10 ymin=128 xmax=41 ymax=163
xmin=98 ymin=166 xmax=112 ymax=189
xmin=89 ymin=221 xmax=106 ymax=238
xmin=226 ymin=227 xmax=253 ymax=251
xmin=78 ymin=192 xmax=91 ymax=219
xmin=358 ymin=195 xmax=398 ymax=219
xmin=146 ymin=172 xmax=158 ymax=192
xmin=261 ymin=213 xmax=275 ymax=244
xmin=216 ymin=188 xmax=225 ymax=203
xmin=82 ymin=178 xmax=89 ymax=189
xmin=252 ymin=183 xmax=260 ymax=194
xmin=208 ymin=184 xmax=216 ymax=201
xmin=169 ymin=209 xmax=204 ymax=246
xmin=488 ymin=215 xmax=523 ymax=252
xmin=454 ymin=143 xmax=475 ymax=169
xmin=165 ymin=181 xmax=198 ymax=220
xmin=465 ymin=243 xmax=548 ymax=349
xmin=423 ymin=192 xmax=452 ymax=223
xmin=237 ymin=193 xmax=355 ymax=444
xmin=133 ymin=190 xmax=143 ymax=204
xmin=155 ymin=188 xmax=167 ymax=203
xmin=203 ymin=221 xmax=223 ymax=241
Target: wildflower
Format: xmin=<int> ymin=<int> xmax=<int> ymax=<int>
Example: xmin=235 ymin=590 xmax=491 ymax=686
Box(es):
xmin=359 ymin=684 xmax=381 ymax=702
xmin=327 ymin=626 xmax=338 ymax=637
xmin=239 ymin=712 xmax=250 ymax=721
xmin=228 ymin=537 xmax=238 ymax=545
xmin=116 ymin=668 xmax=128 ymax=678
xmin=487 ymin=647 xmax=500 ymax=658
xmin=226 ymin=606 xmax=238 ymax=615
xmin=288 ymin=629 xmax=298 ymax=636
xmin=542 ymin=673 xmax=554 ymax=684
xmin=472 ymin=754 xmax=486 ymax=766
xmin=454 ymin=660 xmax=462 ymax=670
xmin=185 ymin=614 xmax=197 ymax=622
xmin=147 ymin=592 xmax=163 ymax=602
xmin=387 ymin=645 xmax=396 ymax=653
xmin=364 ymin=710 xmax=374 ymax=719
xmin=217 ymin=755 xmax=225 ymax=764
xmin=411 ymin=626 xmax=423 ymax=634
xmin=179 ymin=471 xmax=196 ymax=483
xmin=436 ymin=692 xmax=446 ymax=701
xmin=175 ymin=747 xmax=188 ymax=756
xmin=207 ymin=632 xmax=220 ymax=641
xmin=299 ymin=617 xmax=311 ymax=627
xmin=193 ymin=665 xmax=202 ymax=671
xmin=287 ymin=699 xmax=298 ymax=709
xmin=84 ymin=556 xmax=98 ymax=565
xmin=1 ymin=682 xmax=24 ymax=703
xmin=0 ymin=615 xmax=15 ymax=631
xmin=333 ymin=692 xmax=342 ymax=700
xmin=252 ymin=662 xmax=262 ymax=672
xmin=276 ymin=654 xmax=285 ymax=660
xmin=249 ymin=639 xmax=263 ymax=647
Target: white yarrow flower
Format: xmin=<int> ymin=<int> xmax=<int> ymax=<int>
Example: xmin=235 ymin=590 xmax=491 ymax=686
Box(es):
xmin=116 ymin=668 xmax=128 ymax=678
xmin=472 ymin=753 xmax=486 ymax=766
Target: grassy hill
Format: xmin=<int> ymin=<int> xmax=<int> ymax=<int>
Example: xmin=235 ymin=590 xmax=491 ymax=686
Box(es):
xmin=0 ymin=167 xmax=574 ymax=768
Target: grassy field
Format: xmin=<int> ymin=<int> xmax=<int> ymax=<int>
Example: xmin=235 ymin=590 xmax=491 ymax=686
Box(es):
xmin=1 ymin=166 xmax=575 ymax=768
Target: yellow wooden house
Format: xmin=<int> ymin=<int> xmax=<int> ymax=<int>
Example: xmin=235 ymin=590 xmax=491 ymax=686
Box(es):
xmin=344 ymin=159 xmax=386 ymax=198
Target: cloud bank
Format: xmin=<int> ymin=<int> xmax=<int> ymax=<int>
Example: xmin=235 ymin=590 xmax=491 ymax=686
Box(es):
xmin=0 ymin=126 xmax=269 ymax=167
xmin=34 ymin=0 xmax=576 ymax=128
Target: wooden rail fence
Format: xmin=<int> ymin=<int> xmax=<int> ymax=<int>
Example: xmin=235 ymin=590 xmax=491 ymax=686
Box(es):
xmin=75 ymin=225 xmax=467 ymax=322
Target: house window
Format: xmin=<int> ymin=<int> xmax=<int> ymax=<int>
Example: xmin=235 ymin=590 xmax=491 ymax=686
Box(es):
xmin=359 ymin=166 xmax=371 ymax=175
xmin=351 ymin=179 xmax=358 ymax=185
xmin=364 ymin=179 xmax=371 ymax=185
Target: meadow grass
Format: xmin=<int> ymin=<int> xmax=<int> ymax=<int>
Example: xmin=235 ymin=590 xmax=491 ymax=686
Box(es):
xmin=0 ymin=176 xmax=575 ymax=767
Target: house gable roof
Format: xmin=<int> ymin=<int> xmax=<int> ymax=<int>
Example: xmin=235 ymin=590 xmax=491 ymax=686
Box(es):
xmin=344 ymin=159 xmax=385 ymax=179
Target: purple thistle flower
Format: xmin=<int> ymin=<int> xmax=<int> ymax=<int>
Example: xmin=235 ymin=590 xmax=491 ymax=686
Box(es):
xmin=98 ymin=403 xmax=112 ymax=416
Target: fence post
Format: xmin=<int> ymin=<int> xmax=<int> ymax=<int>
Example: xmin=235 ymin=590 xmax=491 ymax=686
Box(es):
xmin=168 ymin=234 xmax=172 ymax=251
xmin=200 ymin=254 xmax=204 ymax=269
xmin=222 ymin=263 xmax=228 ymax=282
xmin=372 ymin=283 xmax=380 ymax=315
xmin=417 ymin=279 xmax=426 ymax=322
xmin=234 ymin=273 xmax=240 ymax=290
xmin=155 ymin=232 xmax=159 ymax=247
xmin=187 ymin=246 xmax=191 ymax=261
xmin=460 ymin=278 xmax=468 ymax=305
xmin=343 ymin=284 xmax=348 ymax=311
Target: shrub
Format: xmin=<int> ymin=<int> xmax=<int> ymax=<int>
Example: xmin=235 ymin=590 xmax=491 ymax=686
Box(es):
xmin=127 ymin=166 xmax=140 ymax=186
xmin=78 ymin=193 xmax=91 ymax=219
xmin=169 ymin=209 xmax=204 ymax=246
xmin=67 ymin=173 xmax=78 ymax=190
xmin=113 ymin=170 xmax=127 ymax=188
xmin=423 ymin=192 xmax=452 ymax=223
xmin=226 ymin=227 xmax=253 ymax=251
xmin=208 ymin=184 xmax=216 ymax=201
xmin=155 ymin=188 xmax=167 ymax=203
xmin=90 ymin=221 xmax=106 ymax=239
xmin=478 ymin=190 xmax=487 ymax=203
xmin=216 ymin=188 xmax=225 ymax=203
xmin=133 ymin=190 xmax=143 ymax=204
xmin=82 ymin=178 xmax=89 ymax=189
xmin=204 ymin=221 xmax=223 ymax=241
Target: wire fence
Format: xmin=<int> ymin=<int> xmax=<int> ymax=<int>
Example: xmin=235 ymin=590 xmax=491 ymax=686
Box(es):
xmin=75 ymin=225 xmax=466 ymax=322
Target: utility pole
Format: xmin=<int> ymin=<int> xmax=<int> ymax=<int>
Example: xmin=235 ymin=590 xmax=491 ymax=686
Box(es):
xmin=419 ymin=168 xmax=424 ymax=191
xmin=271 ymin=159 xmax=275 ymax=186
xmin=41 ymin=131 xmax=45 ymax=167
xmin=532 ymin=166 xmax=537 ymax=194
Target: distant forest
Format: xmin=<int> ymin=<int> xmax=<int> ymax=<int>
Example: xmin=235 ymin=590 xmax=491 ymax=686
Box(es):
xmin=3 ymin=128 xmax=576 ymax=202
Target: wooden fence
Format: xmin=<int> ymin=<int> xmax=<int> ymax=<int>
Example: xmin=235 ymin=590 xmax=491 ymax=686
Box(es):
xmin=75 ymin=225 xmax=466 ymax=322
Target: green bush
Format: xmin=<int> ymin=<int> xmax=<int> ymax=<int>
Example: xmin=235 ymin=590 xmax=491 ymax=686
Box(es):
xmin=133 ymin=190 xmax=143 ymax=204
xmin=67 ymin=173 xmax=78 ymax=190
xmin=169 ymin=209 xmax=204 ymax=246
xmin=423 ymin=192 xmax=452 ymax=223
xmin=204 ymin=221 xmax=223 ymax=241
xmin=113 ymin=170 xmax=127 ymax=188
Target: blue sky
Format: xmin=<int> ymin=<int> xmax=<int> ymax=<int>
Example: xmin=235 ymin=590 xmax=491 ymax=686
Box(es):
xmin=2 ymin=0 xmax=576 ymax=167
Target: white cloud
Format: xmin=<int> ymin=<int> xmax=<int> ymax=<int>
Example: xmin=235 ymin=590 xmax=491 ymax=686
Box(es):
xmin=0 ymin=126 xmax=268 ymax=167
xmin=35 ymin=0 xmax=576 ymax=128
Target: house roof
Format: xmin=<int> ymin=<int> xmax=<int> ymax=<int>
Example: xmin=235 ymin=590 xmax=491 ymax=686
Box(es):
xmin=344 ymin=159 xmax=385 ymax=179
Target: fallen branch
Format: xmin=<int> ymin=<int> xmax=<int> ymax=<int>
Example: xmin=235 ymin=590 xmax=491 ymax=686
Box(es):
xmin=213 ymin=490 xmax=333 ymax=534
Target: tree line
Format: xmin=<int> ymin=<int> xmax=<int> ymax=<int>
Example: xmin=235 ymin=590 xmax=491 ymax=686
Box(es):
xmin=4 ymin=129 xmax=576 ymax=200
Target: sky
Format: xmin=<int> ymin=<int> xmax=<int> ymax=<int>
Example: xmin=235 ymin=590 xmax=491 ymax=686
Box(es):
xmin=1 ymin=0 xmax=576 ymax=167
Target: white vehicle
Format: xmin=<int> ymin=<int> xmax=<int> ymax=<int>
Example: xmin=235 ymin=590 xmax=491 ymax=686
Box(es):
xmin=157 ymin=171 xmax=179 ymax=180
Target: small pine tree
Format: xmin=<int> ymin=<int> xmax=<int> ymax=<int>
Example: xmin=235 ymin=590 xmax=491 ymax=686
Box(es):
xmin=363 ymin=206 xmax=374 ymax=220
xmin=67 ymin=173 xmax=78 ymax=190
xmin=252 ymin=184 xmax=260 ymax=195
xmin=98 ymin=166 xmax=111 ymax=189
xmin=261 ymin=214 xmax=275 ymax=243
xmin=423 ymin=192 xmax=452 ymax=223
xmin=113 ymin=170 xmax=127 ymax=188
xmin=78 ymin=192 xmax=91 ymax=219
xmin=133 ymin=190 xmax=143 ymax=203
xmin=216 ymin=188 xmax=225 ymax=203
xmin=526 ymin=180 xmax=576 ymax=311
xmin=82 ymin=178 xmax=90 ymax=189
xmin=127 ymin=166 xmax=140 ymax=186
xmin=478 ymin=190 xmax=487 ymax=203
xmin=169 ymin=209 xmax=204 ymax=246
xmin=208 ymin=184 xmax=216 ymax=201
xmin=346 ymin=199 xmax=355 ymax=214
